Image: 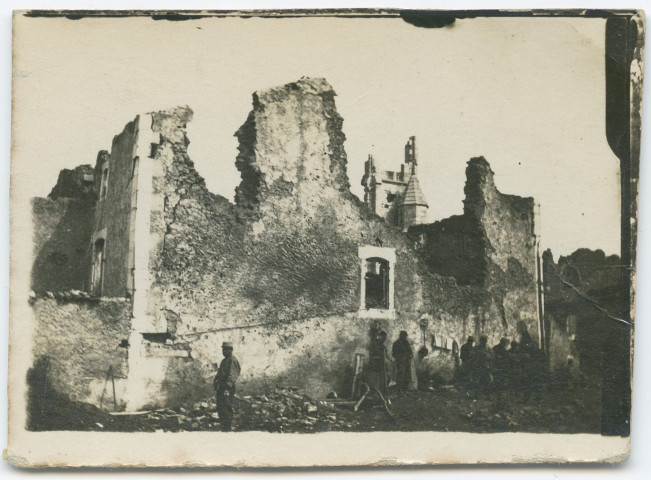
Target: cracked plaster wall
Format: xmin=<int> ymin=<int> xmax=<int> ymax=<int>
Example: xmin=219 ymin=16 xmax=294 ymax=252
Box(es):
xmin=31 ymin=297 xmax=132 ymax=409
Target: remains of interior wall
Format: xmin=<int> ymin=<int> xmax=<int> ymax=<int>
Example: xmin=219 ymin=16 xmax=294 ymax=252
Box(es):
xmin=90 ymin=119 xmax=141 ymax=298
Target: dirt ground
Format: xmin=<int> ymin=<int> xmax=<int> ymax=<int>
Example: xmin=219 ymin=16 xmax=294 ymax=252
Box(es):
xmin=28 ymin=380 xmax=602 ymax=434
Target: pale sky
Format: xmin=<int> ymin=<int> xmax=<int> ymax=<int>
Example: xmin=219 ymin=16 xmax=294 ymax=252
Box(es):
xmin=13 ymin=14 xmax=621 ymax=257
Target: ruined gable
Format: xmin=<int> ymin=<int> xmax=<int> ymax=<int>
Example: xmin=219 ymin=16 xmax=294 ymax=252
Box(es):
xmin=463 ymin=156 xmax=537 ymax=282
xmin=234 ymin=77 xmax=350 ymax=225
xmin=409 ymin=156 xmax=539 ymax=344
xmin=150 ymin=78 xmax=422 ymax=331
xmin=411 ymin=157 xmax=536 ymax=287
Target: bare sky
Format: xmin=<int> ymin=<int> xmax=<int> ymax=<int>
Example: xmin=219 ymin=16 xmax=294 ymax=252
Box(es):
xmin=13 ymin=14 xmax=621 ymax=257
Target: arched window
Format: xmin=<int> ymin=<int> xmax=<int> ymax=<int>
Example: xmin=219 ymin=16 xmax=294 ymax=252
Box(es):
xmin=358 ymin=245 xmax=396 ymax=319
xmin=91 ymin=238 xmax=105 ymax=296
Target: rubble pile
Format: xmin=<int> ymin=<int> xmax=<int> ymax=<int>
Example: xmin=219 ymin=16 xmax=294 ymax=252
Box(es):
xmin=138 ymin=387 xmax=360 ymax=433
xmin=29 ymin=380 xmax=601 ymax=433
xmin=144 ymin=402 xmax=220 ymax=432
xmin=237 ymin=387 xmax=360 ymax=433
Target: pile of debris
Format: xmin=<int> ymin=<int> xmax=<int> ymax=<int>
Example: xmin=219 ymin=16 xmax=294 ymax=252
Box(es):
xmin=236 ymin=386 xmax=360 ymax=433
xmin=142 ymin=401 xmax=221 ymax=432
xmin=133 ymin=387 xmax=361 ymax=433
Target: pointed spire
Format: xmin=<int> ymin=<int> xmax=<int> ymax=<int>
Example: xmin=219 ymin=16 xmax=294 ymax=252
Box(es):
xmin=401 ymin=174 xmax=429 ymax=207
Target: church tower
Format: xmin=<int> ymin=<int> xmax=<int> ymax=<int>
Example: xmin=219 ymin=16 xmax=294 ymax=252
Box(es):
xmin=361 ymin=136 xmax=429 ymax=229
xmin=399 ymin=136 xmax=429 ymax=230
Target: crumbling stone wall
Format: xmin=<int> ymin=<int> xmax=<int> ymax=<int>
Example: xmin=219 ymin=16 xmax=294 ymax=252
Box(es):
xmin=543 ymin=248 xmax=622 ymax=376
xmin=138 ymin=81 xmax=415 ymax=401
xmin=31 ymin=197 xmax=95 ymax=293
xmin=409 ymin=215 xmax=485 ymax=286
xmin=48 ymin=164 xmax=97 ymax=202
xmin=30 ymin=297 xmax=131 ymax=408
xmin=410 ymin=157 xmax=539 ymax=346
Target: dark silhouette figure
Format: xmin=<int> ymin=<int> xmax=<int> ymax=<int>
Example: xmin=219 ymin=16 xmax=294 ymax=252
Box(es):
xmin=473 ymin=335 xmax=493 ymax=395
xmin=516 ymin=321 xmax=545 ymax=403
xmin=392 ymin=331 xmax=413 ymax=393
xmin=459 ymin=335 xmax=475 ymax=390
xmin=492 ymin=337 xmax=510 ymax=391
xmin=369 ymin=326 xmax=389 ymax=394
xmin=507 ymin=339 xmax=522 ymax=392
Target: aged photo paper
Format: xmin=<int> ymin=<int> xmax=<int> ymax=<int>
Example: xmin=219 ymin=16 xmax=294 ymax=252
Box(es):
xmin=6 ymin=9 xmax=642 ymax=467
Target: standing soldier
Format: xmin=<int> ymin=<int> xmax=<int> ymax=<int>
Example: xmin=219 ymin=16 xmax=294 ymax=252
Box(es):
xmin=369 ymin=327 xmax=390 ymax=394
xmin=213 ymin=341 xmax=241 ymax=432
xmin=492 ymin=337 xmax=510 ymax=391
xmin=392 ymin=331 xmax=414 ymax=393
xmin=459 ymin=336 xmax=475 ymax=390
xmin=473 ymin=335 xmax=494 ymax=396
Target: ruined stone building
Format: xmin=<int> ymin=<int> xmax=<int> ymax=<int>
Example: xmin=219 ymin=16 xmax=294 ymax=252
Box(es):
xmin=31 ymin=77 xmax=543 ymax=411
xmin=542 ymin=248 xmax=623 ymax=379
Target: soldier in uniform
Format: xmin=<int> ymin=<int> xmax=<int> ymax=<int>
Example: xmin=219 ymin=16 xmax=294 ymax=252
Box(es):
xmin=473 ymin=335 xmax=494 ymax=396
xmin=213 ymin=341 xmax=241 ymax=431
xmin=459 ymin=335 xmax=476 ymax=390
xmin=392 ymin=330 xmax=414 ymax=393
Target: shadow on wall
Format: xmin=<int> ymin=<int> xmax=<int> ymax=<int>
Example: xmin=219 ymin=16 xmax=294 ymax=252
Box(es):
xmin=161 ymin=356 xmax=213 ymax=408
xmin=26 ymin=356 xmax=110 ymax=431
xmin=31 ymin=198 xmax=94 ymax=293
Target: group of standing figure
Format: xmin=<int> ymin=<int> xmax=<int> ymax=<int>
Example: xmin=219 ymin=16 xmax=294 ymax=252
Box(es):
xmin=458 ymin=322 xmax=546 ymax=400
xmin=369 ymin=324 xmax=417 ymax=394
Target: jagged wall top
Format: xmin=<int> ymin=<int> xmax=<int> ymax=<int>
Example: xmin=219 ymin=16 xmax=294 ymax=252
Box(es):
xmin=234 ymin=77 xmax=350 ymax=219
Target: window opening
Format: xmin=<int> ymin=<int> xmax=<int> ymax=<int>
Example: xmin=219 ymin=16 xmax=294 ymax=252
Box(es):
xmin=364 ymin=257 xmax=390 ymax=309
xmin=100 ymin=166 xmax=109 ymax=199
xmin=91 ymin=239 xmax=105 ymax=296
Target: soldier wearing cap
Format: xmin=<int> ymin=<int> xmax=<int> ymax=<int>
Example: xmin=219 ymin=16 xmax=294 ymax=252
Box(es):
xmin=213 ymin=341 xmax=241 ymax=431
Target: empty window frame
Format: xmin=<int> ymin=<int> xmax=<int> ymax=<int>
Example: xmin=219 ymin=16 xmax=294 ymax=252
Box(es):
xmin=364 ymin=257 xmax=390 ymax=309
xmin=358 ymin=245 xmax=396 ymax=318
xmin=100 ymin=165 xmax=109 ymax=199
xmin=91 ymin=238 xmax=105 ymax=296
